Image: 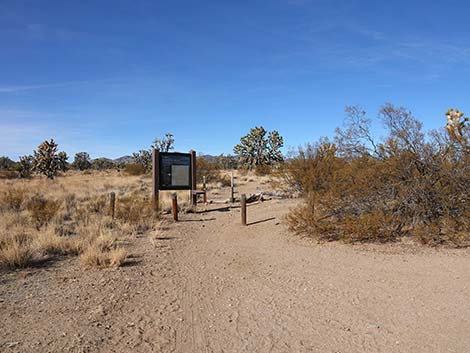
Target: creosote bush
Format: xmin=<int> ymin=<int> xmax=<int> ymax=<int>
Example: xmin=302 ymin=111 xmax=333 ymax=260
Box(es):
xmin=284 ymin=104 xmax=470 ymax=247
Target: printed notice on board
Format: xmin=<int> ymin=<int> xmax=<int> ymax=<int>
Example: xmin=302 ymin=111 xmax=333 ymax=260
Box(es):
xmin=171 ymin=165 xmax=190 ymax=186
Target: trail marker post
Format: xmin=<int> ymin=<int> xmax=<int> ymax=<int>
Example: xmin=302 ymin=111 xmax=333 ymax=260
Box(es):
xmin=172 ymin=193 xmax=178 ymax=221
xmin=230 ymin=172 xmax=235 ymax=203
xmin=202 ymin=176 xmax=207 ymax=203
xmin=241 ymin=194 xmax=247 ymax=226
xmin=109 ymin=192 xmax=116 ymax=220
xmin=190 ymin=150 xmax=197 ymax=206
xmin=152 ymin=148 xmax=160 ymax=212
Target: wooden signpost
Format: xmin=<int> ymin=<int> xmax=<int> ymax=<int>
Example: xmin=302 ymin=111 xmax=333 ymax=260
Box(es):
xmin=152 ymin=149 xmax=160 ymax=211
xmin=152 ymin=148 xmax=204 ymax=221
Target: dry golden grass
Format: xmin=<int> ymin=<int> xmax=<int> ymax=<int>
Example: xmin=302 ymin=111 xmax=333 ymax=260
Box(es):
xmin=80 ymin=232 xmax=127 ymax=268
xmin=34 ymin=228 xmax=83 ymax=256
xmin=0 ymin=230 xmax=35 ymax=268
xmin=0 ymin=170 xmax=158 ymax=269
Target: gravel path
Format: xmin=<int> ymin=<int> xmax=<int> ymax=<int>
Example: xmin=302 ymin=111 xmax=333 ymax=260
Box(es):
xmin=1 ymin=194 xmax=470 ymax=352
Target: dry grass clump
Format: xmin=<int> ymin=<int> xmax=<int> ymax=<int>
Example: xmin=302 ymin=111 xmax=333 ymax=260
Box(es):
xmin=0 ymin=187 xmax=27 ymax=211
xmin=115 ymin=193 xmax=158 ymax=234
xmin=26 ymin=194 xmax=61 ymax=228
xmin=35 ymin=227 xmax=83 ymax=256
xmin=0 ymin=228 xmax=35 ymax=268
xmin=80 ymin=232 xmax=127 ymax=268
xmin=284 ymin=104 xmax=470 ymax=247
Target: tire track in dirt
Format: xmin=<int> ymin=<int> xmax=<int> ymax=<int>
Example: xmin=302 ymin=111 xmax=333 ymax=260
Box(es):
xmin=164 ymin=198 xmax=470 ymax=353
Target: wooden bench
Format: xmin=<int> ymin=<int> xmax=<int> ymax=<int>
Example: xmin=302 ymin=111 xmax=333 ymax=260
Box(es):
xmin=191 ymin=189 xmax=207 ymax=204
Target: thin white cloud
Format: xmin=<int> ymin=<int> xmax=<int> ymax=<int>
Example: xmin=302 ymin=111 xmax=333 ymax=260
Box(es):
xmin=0 ymin=78 xmax=122 ymax=93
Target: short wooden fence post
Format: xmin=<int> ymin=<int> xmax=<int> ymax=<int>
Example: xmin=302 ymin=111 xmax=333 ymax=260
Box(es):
xmin=241 ymin=194 xmax=247 ymax=226
xmin=109 ymin=192 xmax=116 ymax=220
xmin=172 ymin=193 xmax=178 ymax=221
xmin=203 ymin=176 xmax=207 ymax=203
xmin=190 ymin=150 xmax=197 ymax=206
xmin=230 ymin=172 xmax=235 ymax=203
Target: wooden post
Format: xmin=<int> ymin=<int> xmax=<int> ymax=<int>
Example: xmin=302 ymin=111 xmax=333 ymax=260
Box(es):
xmin=230 ymin=171 xmax=235 ymax=203
xmin=109 ymin=192 xmax=116 ymax=220
xmin=171 ymin=193 xmax=178 ymax=221
xmin=190 ymin=150 xmax=197 ymax=206
xmin=152 ymin=148 xmax=160 ymax=211
xmin=241 ymin=194 xmax=247 ymax=226
xmin=202 ymin=176 xmax=207 ymax=203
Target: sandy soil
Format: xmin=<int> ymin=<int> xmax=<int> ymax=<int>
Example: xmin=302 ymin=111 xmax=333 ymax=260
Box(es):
xmin=1 ymin=179 xmax=470 ymax=352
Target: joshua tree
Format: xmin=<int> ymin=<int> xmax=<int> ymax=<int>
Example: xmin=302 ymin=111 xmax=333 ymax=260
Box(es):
xmin=33 ymin=139 xmax=68 ymax=179
xmin=17 ymin=155 xmax=34 ymax=178
xmin=152 ymin=133 xmax=175 ymax=152
xmin=58 ymin=151 xmax=69 ymax=172
xmin=132 ymin=149 xmax=152 ymax=172
xmin=234 ymin=126 xmax=284 ymax=169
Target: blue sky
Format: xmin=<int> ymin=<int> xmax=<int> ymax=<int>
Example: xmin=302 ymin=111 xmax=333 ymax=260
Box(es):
xmin=1 ymin=0 xmax=469 ymax=160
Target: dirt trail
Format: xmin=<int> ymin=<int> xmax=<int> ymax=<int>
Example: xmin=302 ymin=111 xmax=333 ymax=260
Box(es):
xmin=2 ymin=192 xmax=470 ymax=352
xmin=166 ymin=199 xmax=470 ymax=353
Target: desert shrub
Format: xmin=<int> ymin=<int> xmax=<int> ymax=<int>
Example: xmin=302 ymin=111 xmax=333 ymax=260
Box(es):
xmin=197 ymin=158 xmax=220 ymax=185
xmin=213 ymin=154 xmax=238 ymax=169
xmin=72 ymin=152 xmax=92 ymax=171
xmin=285 ymin=104 xmax=470 ymax=246
xmin=124 ymin=163 xmax=146 ymax=176
xmin=92 ymin=158 xmax=116 ymax=171
xmin=0 ymin=188 xmax=27 ymax=212
xmin=0 ymin=156 xmax=15 ymax=170
xmin=26 ymin=195 xmax=61 ymax=228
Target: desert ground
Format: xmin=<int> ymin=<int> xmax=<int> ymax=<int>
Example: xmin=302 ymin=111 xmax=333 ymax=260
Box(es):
xmin=1 ymin=173 xmax=470 ymax=353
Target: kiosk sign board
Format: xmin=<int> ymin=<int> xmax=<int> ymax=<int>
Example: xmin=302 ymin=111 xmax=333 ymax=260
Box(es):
xmin=159 ymin=152 xmax=192 ymax=190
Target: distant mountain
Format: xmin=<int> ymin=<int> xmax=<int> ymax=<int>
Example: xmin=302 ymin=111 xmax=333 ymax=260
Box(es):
xmin=109 ymin=154 xmax=217 ymax=165
xmin=198 ymin=154 xmax=217 ymax=162
xmin=113 ymin=155 xmax=134 ymax=164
